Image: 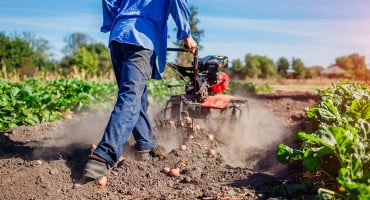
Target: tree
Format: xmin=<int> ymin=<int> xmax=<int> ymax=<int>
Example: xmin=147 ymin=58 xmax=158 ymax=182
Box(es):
xmin=350 ymin=53 xmax=367 ymax=79
xmin=84 ymin=43 xmax=111 ymax=75
xmin=291 ymin=57 xmax=306 ymax=79
xmin=276 ymin=57 xmax=290 ymax=78
xmin=0 ymin=33 xmax=35 ymax=74
xmin=335 ymin=53 xmax=367 ymax=80
xmin=0 ymin=33 xmax=12 ymax=71
xmin=21 ymin=32 xmax=54 ymax=70
xmin=306 ymin=66 xmax=323 ymax=79
xmin=62 ymin=33 xmax=91 ymax=55
xmin=244 ymin=54 xmax=261 ymax=78
xmin=60 ymin=33 xmax=111 ymax=77
xmin=59 ymin=55 xmax=75 ymax=74
xmin=188 ymin=6 xmax=204 ymax=50
xmin=231 ymin=59 xmax=244 ymax=72
xmin=60 ymin=42 xmax=111 ymax=77
xmin=0 ymin=32 xmax=55 ymax=77
xmin=230 ymin=58 xmax=246 ymax=79
xmin=243 ymin=54 xmax=276 ymax=79
xmin=336 ymin=56 xmax=354 ymax=78
xmin=73 ymin=46 xmax=99 ymax=74
xmin=259 ymin=56 xmax=276 ymax=78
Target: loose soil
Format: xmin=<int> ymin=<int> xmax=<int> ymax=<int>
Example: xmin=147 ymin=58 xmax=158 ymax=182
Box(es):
xmin=0 ymin=90 xmax=319 ymax=200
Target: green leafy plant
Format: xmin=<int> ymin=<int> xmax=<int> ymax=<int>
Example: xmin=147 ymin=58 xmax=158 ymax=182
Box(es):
xmin=147 ymin=78 xmax=185 ymax=105
xmin=276 ymin=81 xmax=370 ymax=199
xmin=0 ymin=78 xmax=116 ymax=131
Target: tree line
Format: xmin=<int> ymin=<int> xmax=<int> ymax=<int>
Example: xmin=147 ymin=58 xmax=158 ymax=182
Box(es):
xmin=0 ymin=31 xmax=368 ymax=81
xmin=1 ymin=3 xmax=369 ymax=82
xmin=0 ymin=32 xmax=112 ymax=80
xmin=229 ymin=53 xmax=369 ymax=80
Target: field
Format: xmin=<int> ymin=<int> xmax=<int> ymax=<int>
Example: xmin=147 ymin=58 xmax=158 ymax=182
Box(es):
xmin=0 ymin=79 xmax=337 ymax=199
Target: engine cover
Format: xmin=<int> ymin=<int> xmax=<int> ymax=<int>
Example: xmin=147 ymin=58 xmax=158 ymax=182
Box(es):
xmin=198 ymin=55 xmax=228 ymax=84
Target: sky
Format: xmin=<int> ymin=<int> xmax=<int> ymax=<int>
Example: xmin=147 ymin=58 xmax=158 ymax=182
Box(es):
xmin=1 ymin=0 xmax=370 ymax=68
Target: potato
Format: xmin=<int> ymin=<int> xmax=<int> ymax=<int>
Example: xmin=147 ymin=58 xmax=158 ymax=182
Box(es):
xmin=208 ymin=149 xmax=216 ymax=157
xmin=35 ymin=160 xmax=43 ymax=165
xmin=207 ymin=134 xmax=214 ymax=141
xmin=162 ymin=167 xmax=171 ymax=174
xmin=90 ymin=144 xmax=97 ymax=151
xmin=169 ymin=168 xmax=180 ymax=177
xmin=95 ymin=176 xmax=107 ymax=189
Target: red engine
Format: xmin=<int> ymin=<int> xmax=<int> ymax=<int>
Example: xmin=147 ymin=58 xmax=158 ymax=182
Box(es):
xmin=197 ymin=55 xmax=229 ymax=95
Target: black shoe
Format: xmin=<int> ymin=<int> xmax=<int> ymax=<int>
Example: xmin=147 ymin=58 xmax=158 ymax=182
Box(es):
xmin=136 ymin=145 xmax=167 ymax=161
xmin=81 ymin=154 xmax=111 ymax=182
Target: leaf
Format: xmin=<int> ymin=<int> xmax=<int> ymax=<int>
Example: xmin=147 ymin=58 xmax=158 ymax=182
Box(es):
xmin=348 ymin=99 xmax=361 ymax=113
xmin=320 ymin=100 xmax=341 ymax=122
xmin=276 ymin=144 xmax=303 ymax=164
xmin=24 ymin=114 xmax=40 ymax=125
xmin=297 ymin=131 xmax=335 ymax=150
xmin=346 ymin=99 xmax=363 ymax=121
xmin=338 ymin=168 xmax=358 ymax=191
xmin=303 ymin=155 xmax=320 ymax=172
xmin=9 ymin=87 xmax=20 ymax=98
xmin=327 ymin=126 xmax=353 ymax=154
xmin=351 ymin=155 xmax=363 ymax=179
xmin=306 ymin=107 xmax=318 ymax=120
xmin=361 ymin=102 xmax=370 ymax=120
xmin=303 ymin=147 xmax=334 ymax=172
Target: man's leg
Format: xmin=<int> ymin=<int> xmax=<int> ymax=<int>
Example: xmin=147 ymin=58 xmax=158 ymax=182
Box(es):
xmin=132 ymin=82 xmax=157 ymax=151
xmin=83 ymin=43 xmax=154 ymax=179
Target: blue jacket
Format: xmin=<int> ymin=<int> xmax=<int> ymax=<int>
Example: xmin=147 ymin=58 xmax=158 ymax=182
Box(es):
xmin=101 ymin=0 xmax=192 ymax=79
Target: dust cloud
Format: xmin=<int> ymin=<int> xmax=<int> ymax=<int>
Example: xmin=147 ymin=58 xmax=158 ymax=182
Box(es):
xmin=149 ymin=97 xmax=293 ymax=175
xmin=33 ymin=97 xmax=292 ymax=176
xmin=52 ymin=113 xmax=108 ymax=145
xmin=32 ymin=112 xmax=110 ymax=159
xmin=148 ymin=106 xmax=183 ymax=152
xmin=33 ymin=107 xmax=178 ymax=160
xmin=215 ymin=98 xmax=292 ymax=175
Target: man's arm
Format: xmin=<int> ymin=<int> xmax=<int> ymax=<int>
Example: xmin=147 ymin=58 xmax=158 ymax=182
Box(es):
xmin=169 ymin=0 xmax=197 ymax=52
xmin=101 ymin=0 xmax=122 ymax=33
xmin=183 ymin=35 xmax=197 ymax=53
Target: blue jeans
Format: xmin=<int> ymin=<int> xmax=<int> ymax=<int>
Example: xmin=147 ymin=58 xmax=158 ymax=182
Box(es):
xmin=94 ymin=42 xmax=157 ymax=167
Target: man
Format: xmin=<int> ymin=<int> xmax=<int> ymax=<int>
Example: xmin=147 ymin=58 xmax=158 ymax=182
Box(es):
xmin=82 ymin=0 xmax=197 ymax=181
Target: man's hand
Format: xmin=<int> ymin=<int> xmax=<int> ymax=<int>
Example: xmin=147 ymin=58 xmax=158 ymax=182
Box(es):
xmin=183 ymin=35 xmax=197 ymax=54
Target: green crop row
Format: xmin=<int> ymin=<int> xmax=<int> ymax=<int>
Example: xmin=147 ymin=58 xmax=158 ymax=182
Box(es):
xmin=148 ymin=79 xmax=270 ymax=105
xmin=0 ymin=78 xmax=117 ymax=131
xmin=276 ymin=81 xmax=370 ymax=199
xmin=228 ymin=81 xmax=273 ymax=94
xmin=0 ymin=78 xmax=196 ymax=131
xmin=0 ymin=78 xmax=263 ymax=132
xmin=147 ymin=78 xmax=185 ymax=105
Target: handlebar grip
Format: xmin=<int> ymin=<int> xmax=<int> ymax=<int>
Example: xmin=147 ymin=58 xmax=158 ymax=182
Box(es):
xmin=167 ymin=47 xmax=187 ymax=52
xmin=167 ymin=47 xmax=198 ymax=55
